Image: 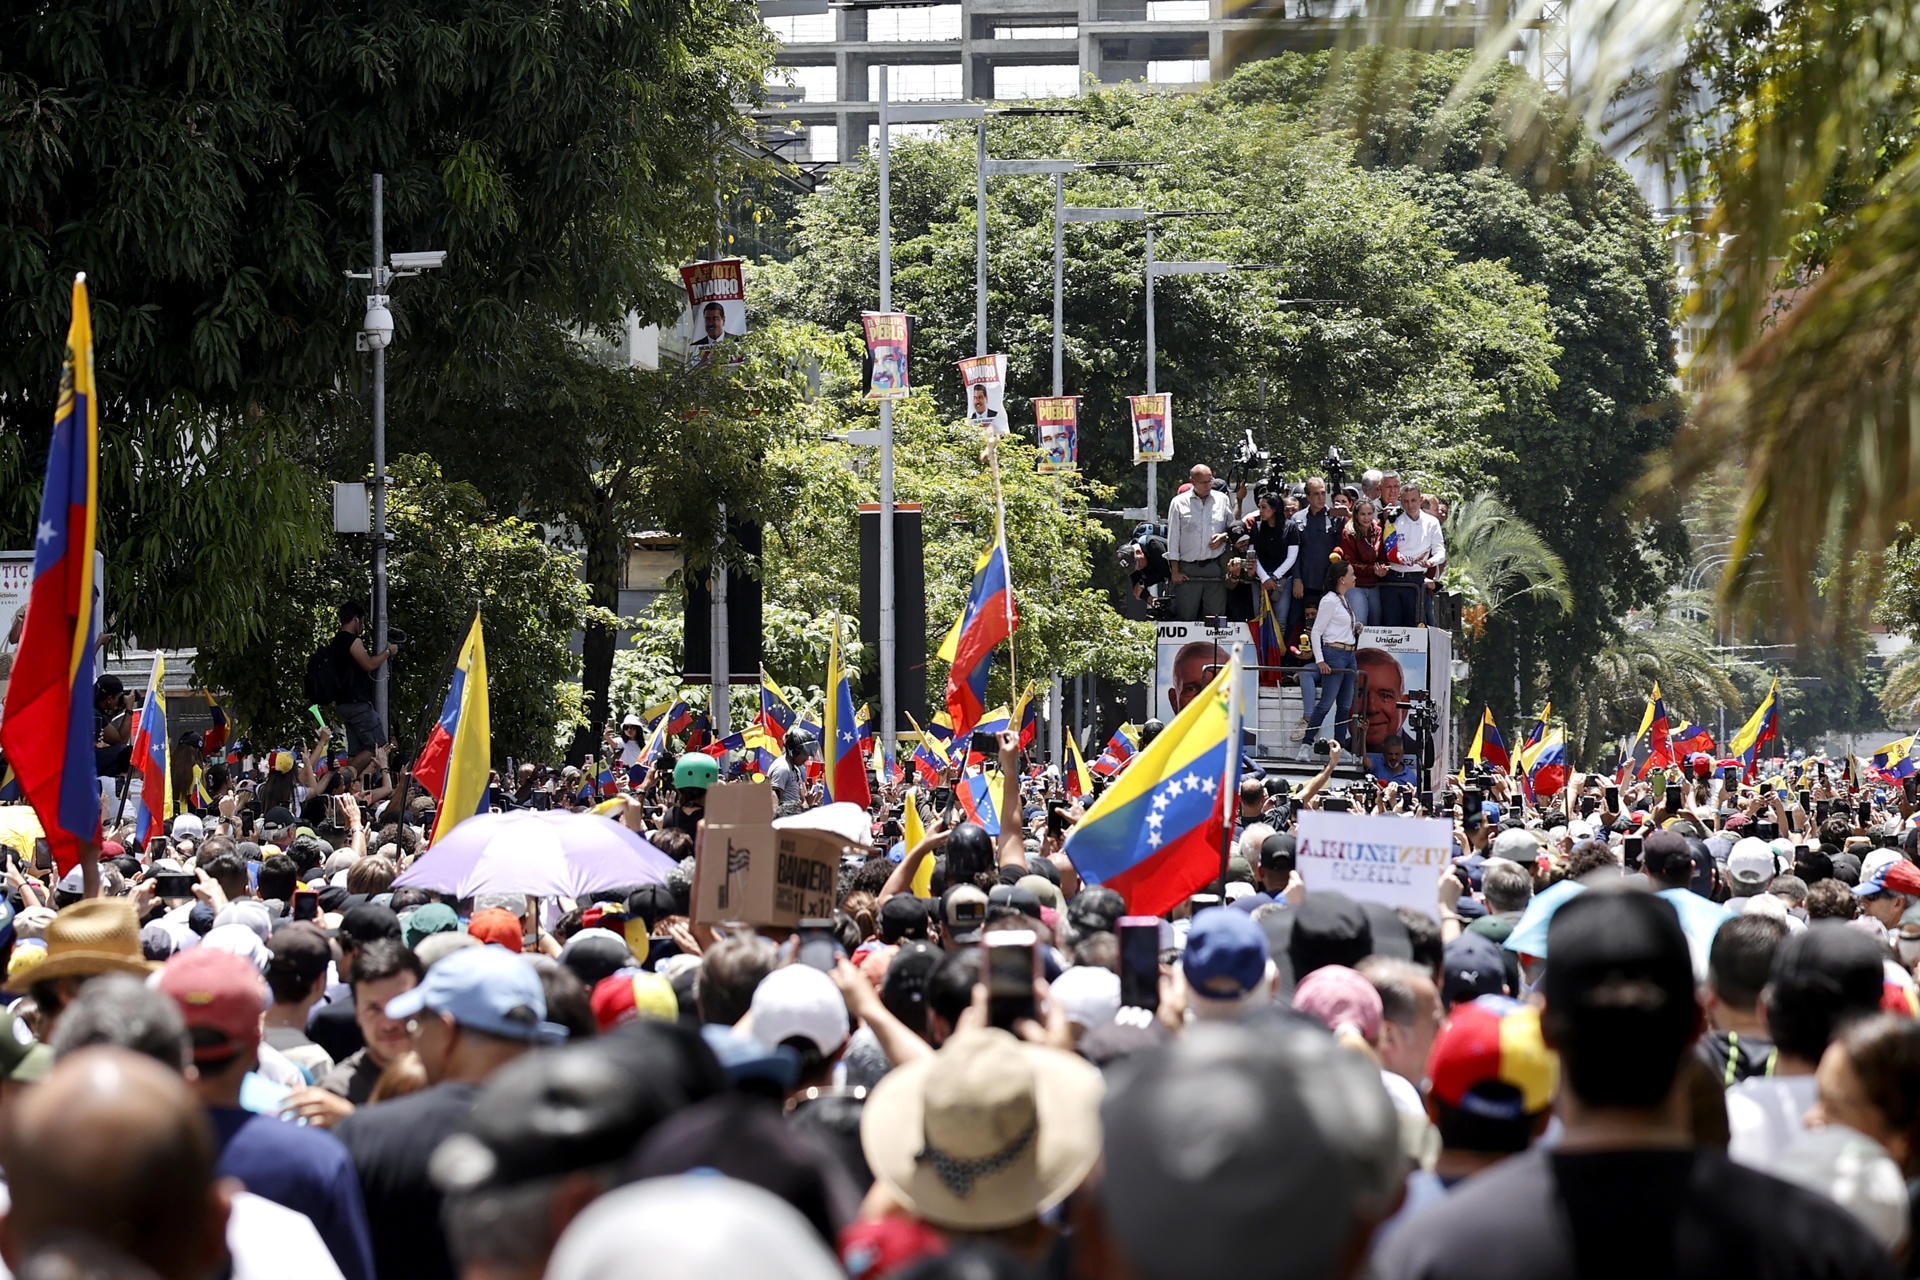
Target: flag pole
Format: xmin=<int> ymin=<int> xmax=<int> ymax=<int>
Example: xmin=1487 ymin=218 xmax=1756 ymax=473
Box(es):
xmin=984 ymin=434 xmax=1016 ymax=709
xmin=1217 ymin=650 xmax=1244 ymax=888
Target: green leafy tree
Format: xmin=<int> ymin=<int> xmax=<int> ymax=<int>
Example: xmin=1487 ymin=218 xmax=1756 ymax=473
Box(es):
xmin=1564 ymin=592 xmax=1750 ymax=766
xmin=0 ymin=0 xmax=773 ymax=652
xmin=195 ymin=455 xmax=593 ymax=762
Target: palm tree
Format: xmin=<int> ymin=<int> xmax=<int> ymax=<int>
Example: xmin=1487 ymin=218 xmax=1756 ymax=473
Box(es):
xmin=1442 ymin=492 xmax=1572 ymax=638
xmin=1881 ymin=646 xmax=1920 ymax=724
xmin=1304 ymin=6 xmax=1920 ymax=629
xmin=1563 ymin=591 xmax=1753 ymax=766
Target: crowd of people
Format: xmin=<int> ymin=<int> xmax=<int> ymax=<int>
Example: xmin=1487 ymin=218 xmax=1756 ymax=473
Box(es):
xmin=0 ymin=711 xmax=1917 ymax=1280
xmin=1138 ymin=463 xmax=1449 ymax=630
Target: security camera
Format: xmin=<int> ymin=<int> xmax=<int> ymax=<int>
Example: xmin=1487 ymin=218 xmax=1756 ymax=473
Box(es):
xmin=389 ymin=250 xmax=446 ymax=271
xmin=361 ymin=297 xmax=394 ymax=350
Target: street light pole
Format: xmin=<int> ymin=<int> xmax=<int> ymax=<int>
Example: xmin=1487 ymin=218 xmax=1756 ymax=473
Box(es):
xmin=976 ymin=119 xmax=988 ymax=359
xmin=370 ymin=174 xmax=388 ymax=737
xmin=877 ymin=69 xmax=898 ymax=758
xmin=1144 ymin=221 xmax=1156 ymax=526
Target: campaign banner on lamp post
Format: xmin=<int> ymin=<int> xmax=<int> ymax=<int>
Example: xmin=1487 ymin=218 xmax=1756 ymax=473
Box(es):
xmin=863 ymin=313 xmax=911 ymax=400
xmin=958 ymin=354 xmax=1009 ymax=435
xmin=1129 ymin=393 xmax=1173 ymax=463
xmin=1035 ymin=396 xmax=1078 ymax=473
xmin=680 ymin=259 xmax=746 ymax=365
xmin=1294 ymin=810 xmax=1453 ymax=920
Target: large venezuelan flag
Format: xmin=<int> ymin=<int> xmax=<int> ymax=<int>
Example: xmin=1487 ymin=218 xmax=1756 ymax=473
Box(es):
xmin=414 ymin=611 xmax=491 ymax=844
xmin=823 ymin=621 xmax=872 ymax=808
xmin=1730 ymin=678 xmax=1780 ymax=781
xmin=1063 ymin=653 xmax=1242 ymax=916
xmin=937 ymin=543 xmax=1016 ymax=737
xmin=0 ymin=275 xmax=102 ymax=874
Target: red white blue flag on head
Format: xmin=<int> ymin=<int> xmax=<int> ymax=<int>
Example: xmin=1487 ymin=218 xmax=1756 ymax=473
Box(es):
xmin=0 ymin=276 xmax=102 ymax=874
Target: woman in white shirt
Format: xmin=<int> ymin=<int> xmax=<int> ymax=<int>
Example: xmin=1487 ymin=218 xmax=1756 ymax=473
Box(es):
xmin=1301 ymin=559 xmax=1360 ymax=746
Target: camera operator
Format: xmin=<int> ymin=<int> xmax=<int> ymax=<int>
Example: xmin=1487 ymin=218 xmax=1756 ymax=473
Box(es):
xmin=1285 ymin=477 xmax=1348 ymax=644
xmin=1119 ymin=523 xmax=1172 ymax=615
xmin=1166 ymin=464 xmax=1239 ymax=621
xmin=92 ymin=674 xmax=135 ymax=777
xmin=1379 ymin=476 xmax=1443 ymax=627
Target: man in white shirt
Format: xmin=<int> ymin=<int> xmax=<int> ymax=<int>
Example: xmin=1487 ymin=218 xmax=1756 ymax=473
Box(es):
xmin=1165 ymin=464 xmax=1239 ymax=621
xmin=1380 ymin=477 xmax=1443 ymax=627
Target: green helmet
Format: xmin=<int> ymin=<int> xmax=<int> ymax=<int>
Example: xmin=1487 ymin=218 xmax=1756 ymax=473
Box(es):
xmin=673 ymin=754 xmax=719 ymax=791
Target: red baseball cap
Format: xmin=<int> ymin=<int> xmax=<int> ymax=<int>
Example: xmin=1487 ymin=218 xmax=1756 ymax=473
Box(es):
xmin=157 ymin=948 xmax=268 ymax=1063
xmin=467 ymin=907 xmax=523 ymax=952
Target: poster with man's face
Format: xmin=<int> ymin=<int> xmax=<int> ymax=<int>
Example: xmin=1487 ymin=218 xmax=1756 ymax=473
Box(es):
xmin=1352 ymin=626 xmax=1452 ymax=784
xmin=680 ymin=259 xmax=747 ymax=365
xmin=1130 ymin=393 xmax=1173 ymax=463
xmin=958 ymin=354 xmax=1008 ymax=435
xmin=863 ymin=313 xmax=910 ymax=401
xmin=1155 ymin=622 xmax=1259 ymax=725
xmin=1035 ymin=396 xmax=1077 ymax=473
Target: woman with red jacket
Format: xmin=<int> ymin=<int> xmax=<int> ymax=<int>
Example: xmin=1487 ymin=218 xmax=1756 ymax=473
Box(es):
xmin=1339 ymin=498 xmax=1386 ymax=628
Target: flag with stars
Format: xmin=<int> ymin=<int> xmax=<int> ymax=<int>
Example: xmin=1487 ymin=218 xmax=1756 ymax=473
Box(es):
xmin=955 ymin=768 xmax=1000 ymax=835
xmin=1063 ymin=652 xmax=1242 ymax=916
xmin=822 ymin=618 xmax=872 ymax=808
xmin=0 ymin=275 xmax=102 ymax=874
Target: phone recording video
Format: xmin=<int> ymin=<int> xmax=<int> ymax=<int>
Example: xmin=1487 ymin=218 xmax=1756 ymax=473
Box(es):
xmin=1118 ymin=917 xmax=1161 ymax=1012
xmin=292 ymin=889 xmax=320 ymax=922
xmin=1623 ymin=834 xmax=1644 ymax=871
xmin=1664 ymin=783 xmax=1682 ymax=812
xmin=984 ymin=931 xmax=1038 ymax=1029
xmin=797 ymin=917 xmax=839 ymax=973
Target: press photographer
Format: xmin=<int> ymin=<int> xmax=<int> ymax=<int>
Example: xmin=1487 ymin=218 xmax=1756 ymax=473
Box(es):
xmin=1118 ymin=523 xmax=1171 ymax=617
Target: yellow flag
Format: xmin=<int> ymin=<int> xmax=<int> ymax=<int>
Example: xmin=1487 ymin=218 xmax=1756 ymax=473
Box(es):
xmin=905 ymin=788 xmax=934 ymax=898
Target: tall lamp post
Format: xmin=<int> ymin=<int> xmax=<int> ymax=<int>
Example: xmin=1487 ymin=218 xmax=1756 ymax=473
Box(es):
xmin=346 ymin=173 xmax=443 ymax=739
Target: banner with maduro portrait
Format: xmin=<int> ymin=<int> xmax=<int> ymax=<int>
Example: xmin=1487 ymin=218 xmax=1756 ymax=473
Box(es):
xmin=958 ymin=354 xmax=1009 ymax=435
xmin=1130 ymin=393 xmax=1173 ymax=463
xmin=863 ymin=312 xmax=911 ymax=400
xmin=1035 ymin=396 xmax=1078 ymax=473
xmin=680 ymin=258 xmax=746 ymax=366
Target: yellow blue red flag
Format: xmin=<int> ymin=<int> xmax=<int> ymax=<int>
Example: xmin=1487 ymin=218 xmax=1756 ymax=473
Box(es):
xmin=1063 ymin=653 xmax=1242 ymax=916
xmin=413 ymin=611 xmax=491 ymax=844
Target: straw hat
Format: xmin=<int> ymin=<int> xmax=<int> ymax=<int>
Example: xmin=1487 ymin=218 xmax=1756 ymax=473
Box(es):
xmin=4 ymin=899 xmax=156 ymax=992
xmin=861 ymin=1027 xmax=1103 ymax=1231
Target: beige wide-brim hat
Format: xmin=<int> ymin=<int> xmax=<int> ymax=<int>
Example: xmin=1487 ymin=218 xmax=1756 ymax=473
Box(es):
xmin=862 ymin=1027 xmax=1104 ymax=1231
xmin=4 ymin=898 xmax=156 ymax=993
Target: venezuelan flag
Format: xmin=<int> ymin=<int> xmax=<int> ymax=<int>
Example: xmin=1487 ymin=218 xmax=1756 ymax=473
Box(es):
xmin=190 ymin=764 xmax=212 ymax=811
xmin=413 ymin=610 xmax=491 ymax=844
xmin=685 ymin=711 xmax=711 ymax=751
xmin=1623 ymin=682 xmax=1673 ymax=781
xmin=855 ymin=703 xmax=875 ymax=757
xmin=1672 ymin=721 xmax=1715 ymax=755
xmin=1253 ymin=586 xmax=1287 ymax=686
xmin=0 ymin=275 xmax=102 ymax=873
xmin=575 ymin=760 xmax=597 ymax=806
xmin=823 ymin=619 xmax=872 ymax=808
xmin=742 ymin=728 xmax=780 ymax=778
xmin=663 ymin=700 xmax=694 ymax=737
xmin=1467 ymin=708 xmax=1510 ymax=772
xmin=201 ymin=692 xmax=229 ymax=757
xmin=1524 ymin=728 xmax=1569 ymax=797
xmin=937 ymin=543 xmax=1017 ymax=737
xmin=1730 ymin=678 xmax=1780 ymax=780
xmin=955 ymin=769 xmax=1000 ymax=834
xmin=1522 ymin=703 xmax=1550 ymax=753
xmin=1064 ymin=653 xmax=1243 ymax=916
xmin=925 ymin=712 xmax=955 ymax=746
xmin=128 ymin=656 xmax=170 ymax=846
xmin=1015 ymin=686 xmax=1039 ymax=751
xmin=759 ymin=668 xmax=798 ymax=740
xmin=1092 ymin=725 xmax=1138 ymax=777
xmin=1064 ymin=733 xmax=1092 ymax=800
xmin=905 ymin=712 xmax=951 ymax=786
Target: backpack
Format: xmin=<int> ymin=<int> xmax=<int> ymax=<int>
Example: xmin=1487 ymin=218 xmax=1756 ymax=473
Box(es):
xmin=304 ymin=635 xmax=354 ymax=707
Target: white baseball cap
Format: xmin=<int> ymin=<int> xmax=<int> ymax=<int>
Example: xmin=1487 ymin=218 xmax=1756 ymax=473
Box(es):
xmin=1051 ymin=965 xmax=1121 ymax=1030
xmin=749 ymin=965 xmax=850 ymax=1057
xmin=1727 ymin=837 xmax=1779 ymax=894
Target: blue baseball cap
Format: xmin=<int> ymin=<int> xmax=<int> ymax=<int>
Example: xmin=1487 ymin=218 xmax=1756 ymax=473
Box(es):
xmin=1182 ymin=908 xmax=1270 ymax=999
xmin=1481 ymin=800 xmax=1502 ymax=826
xmin=385 ymin=945 xmax=567 ymax=1044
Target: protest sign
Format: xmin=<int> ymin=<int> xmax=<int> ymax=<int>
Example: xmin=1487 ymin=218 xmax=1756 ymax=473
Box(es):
xmin=680 ymin=259 xmax=746 ymax=365
xmin=1129 ymin=393 xmax=1172 ymax=462
xmin=691 ymin=780 xmax=850 ymax=928
xmin=1294 ymin=810 xmax=1453 ymax=919
xmin=1035 ymin=396 xmax=1077 ymax=473
xmin=958 ymin=354 xmax=1009 ymax=435
xmin=1154 ymin=620 xmax=1258 ymax=725
xmin=863 ymin=313 xmax=911 ymax=400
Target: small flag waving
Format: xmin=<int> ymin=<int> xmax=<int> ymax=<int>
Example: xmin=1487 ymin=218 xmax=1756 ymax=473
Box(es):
xmin=413 ymin=611 xmax=491 ymax=844
xmin=1064 ymin=653 xmax=1243 ymax=917
xmin=1467 ymin=708 xmax=1510 ymax=772
xmin=0 ymin=275 xmax=103 ymax=873
xmin=128 ymin=656 xmax=170 ymax=846
xmin=823 ymin=618 xmax=872 ymax=809
xmin=1730 ymin=679 xmax=1781 ymax=780
xmin=1064 ymin=733 xmax=1093 ymax=800
xmin=937 ymin=543 xmax=1016 ymax=739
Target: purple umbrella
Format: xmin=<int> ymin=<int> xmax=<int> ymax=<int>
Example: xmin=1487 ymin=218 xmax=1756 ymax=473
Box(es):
xmin=393 ymin=810 xmax=678 ymax=899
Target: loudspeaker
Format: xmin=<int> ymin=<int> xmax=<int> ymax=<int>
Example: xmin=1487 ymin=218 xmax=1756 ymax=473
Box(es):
xmin=858 ymin=504 xmax=926 ymax=726
xmin=683 ymin=520 xmax=762 ymax=682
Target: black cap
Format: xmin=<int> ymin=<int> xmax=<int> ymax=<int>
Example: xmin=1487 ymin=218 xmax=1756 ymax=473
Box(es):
xmin=340 ymin=903 xmax=402 ymax=946
xmin=317 ymin=885 xmax=352 ymax=913
xmin=560 ymin=931 xmax=635 ymax=990
xmin=878 ymin=896 xmax=928 ymax=944
xmin=1258 ymin=832 xmax=1296 ymax=874
xmin=626 ymin=884 xmax=676 ymax=931
xmin=1639 ymin=829 xmax=1692 ymax=881
xmin=267 ymin=923 xmax=332 ymax=988
xmin=1541 ymin=890 xmax=1693 ymax=1031
xmin=1067 ymin=886 xmax=1127 ymax=938
xmin=1288 ymin=892 xmax=1372 ymax=980
xmin=880 ymin=941 xmax=941 ymax=1031
xmin=1767 ymin=923 xmax=1886 ymax=1028
xmin=988 ymin=884 xmax=1042 ymax=919
xmin=1441 ymin=933 xmax=1508 ymax=1008
xmin=625 ymin=1093 xmax=862 ymax=1248
xmin=433 ymin=1042 xmax=665 ymax=1193
xmin=263 ymin=806 xmax=297 ymax=830
xmin=1360 ymin=902 xmax=1411 ymax=961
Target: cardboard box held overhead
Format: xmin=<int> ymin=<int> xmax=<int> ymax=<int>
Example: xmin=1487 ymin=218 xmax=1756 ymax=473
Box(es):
xmin=691 ymin=781 xmax=851 ymax=929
